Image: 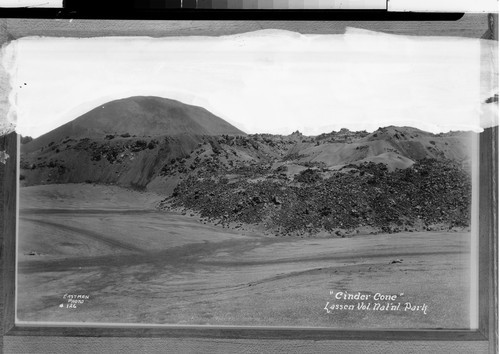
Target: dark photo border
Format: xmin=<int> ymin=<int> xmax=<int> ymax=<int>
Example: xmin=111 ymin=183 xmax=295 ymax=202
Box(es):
xmin=1 ymin=14 xmax=497 ymax=353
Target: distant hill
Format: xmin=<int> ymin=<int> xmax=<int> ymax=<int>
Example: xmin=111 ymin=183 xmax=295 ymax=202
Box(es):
xmin=296 ymin=126 xmax=471 ymax=172
xmin=19 ymin=106 xmax=474 ymax=234
xmin=22 ymin=96 xmax=245 ymax=153
xmin=20 ymin=115 xmax=473 ymax=191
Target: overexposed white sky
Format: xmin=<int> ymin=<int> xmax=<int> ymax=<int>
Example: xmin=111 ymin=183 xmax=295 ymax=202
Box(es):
xmin=2 ymin=28 xmax=493 ymax=138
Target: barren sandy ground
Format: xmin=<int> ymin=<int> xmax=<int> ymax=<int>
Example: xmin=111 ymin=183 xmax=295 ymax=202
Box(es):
xmin=17 ymin=184 xmax=471 ymax=328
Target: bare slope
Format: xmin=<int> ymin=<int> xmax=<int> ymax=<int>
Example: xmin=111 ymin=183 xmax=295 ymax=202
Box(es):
xmin=22 ymin=96 xmax=245 ymax=154
xmin=296 ymin=126 xmax=472 ymax=172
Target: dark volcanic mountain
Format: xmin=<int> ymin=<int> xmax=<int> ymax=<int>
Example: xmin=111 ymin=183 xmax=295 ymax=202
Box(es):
xmin=22 ymin=96 xmax=244 ymax=154
xmin=19 ymin=97 xmax=473 ymax=235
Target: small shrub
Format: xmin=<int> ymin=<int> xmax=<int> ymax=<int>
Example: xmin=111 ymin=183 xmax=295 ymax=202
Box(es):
xmin=20 ymin=136 xmax=33 ymax=144
xmin=295 ymin=169 xmax=321 ymax=183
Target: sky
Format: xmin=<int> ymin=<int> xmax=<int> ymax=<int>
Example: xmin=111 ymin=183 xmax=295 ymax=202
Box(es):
xmin=2 ymin=28 xmax=495 ymax=138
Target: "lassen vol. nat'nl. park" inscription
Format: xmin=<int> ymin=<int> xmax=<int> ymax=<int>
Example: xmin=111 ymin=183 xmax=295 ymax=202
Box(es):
xmin=325 ymin=291 xmax=428 ymax=314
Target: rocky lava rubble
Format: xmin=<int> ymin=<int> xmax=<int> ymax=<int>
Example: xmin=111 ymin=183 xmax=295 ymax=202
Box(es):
xmin=163 ymin=158 xmax=471 ymax=236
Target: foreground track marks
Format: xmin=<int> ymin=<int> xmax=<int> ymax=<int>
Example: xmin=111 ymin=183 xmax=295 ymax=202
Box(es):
xmin=21 ymin=217 xmax=144 ymax=253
